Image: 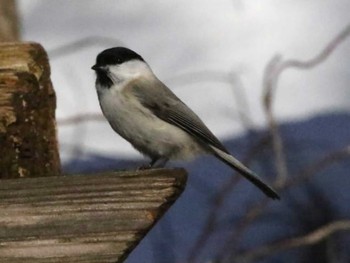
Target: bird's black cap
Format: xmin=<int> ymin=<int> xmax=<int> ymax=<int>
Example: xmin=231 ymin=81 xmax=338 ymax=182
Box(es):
xmin=92 ymin=47 xmax=144 ymax=69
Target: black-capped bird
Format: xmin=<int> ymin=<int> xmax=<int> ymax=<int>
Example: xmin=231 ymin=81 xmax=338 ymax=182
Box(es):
xmin=92 ymin=47 xmax=279 ymax=200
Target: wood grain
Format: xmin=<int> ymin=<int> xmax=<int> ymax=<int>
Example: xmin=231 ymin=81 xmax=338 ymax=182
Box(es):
xmin=0 ymin=168 xmax=187 ymax=262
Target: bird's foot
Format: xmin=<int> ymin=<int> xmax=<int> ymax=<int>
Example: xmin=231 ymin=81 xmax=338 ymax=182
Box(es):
xmin=137 ymin=157 xmax=169 ymax=170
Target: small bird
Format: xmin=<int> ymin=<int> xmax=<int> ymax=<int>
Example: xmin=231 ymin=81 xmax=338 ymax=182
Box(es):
xmin=92 ymin=47 xmax=280 ymax=200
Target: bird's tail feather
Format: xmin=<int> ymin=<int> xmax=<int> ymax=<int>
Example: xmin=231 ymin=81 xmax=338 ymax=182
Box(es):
xmin=210 ymin=146 xmax=280 ymax=200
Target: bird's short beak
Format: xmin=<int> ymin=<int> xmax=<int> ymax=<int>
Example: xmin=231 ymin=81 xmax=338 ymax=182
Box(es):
xmin=91 ymin=64 xmax=99 ymax=71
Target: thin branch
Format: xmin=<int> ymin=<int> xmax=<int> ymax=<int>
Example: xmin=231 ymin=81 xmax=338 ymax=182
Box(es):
xmin=263 ymin=55 xmax=288 ymax=186
xmin=186 ymin=175 xmax=241 ymax=263
xmin=217 ymin=144 xmax=350 ymax=263
xmin=215 ymin=25 xmax=350 ymax=262
xmin=166 ymin=70 xmax=255 ymax=131
xmin=191 ymin=128 xmax=349 ymax=263
xmin=262 ymin=23 xmax=350 ymax=187
xmin=235 ymin=220 xmax=350 ymax=263
xmin=57 ymin=113 xmax=104 ymax=126
xmin=187 ymin=136 xmax=271 ymax=263
xmin=228 ymin=71 xmax=256 ymax=131
xmin=216 ymin=197 xmax=271 ymax=263
xmin=279 ymin=24 xmax=350 ymax=70
xmin=286 ymin=145 xmax=350 ymax=188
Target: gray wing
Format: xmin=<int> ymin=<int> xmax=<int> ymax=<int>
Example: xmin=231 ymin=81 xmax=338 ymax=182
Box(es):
xmin=129 ymin=78 xmax=229 ymax=154
xmin=129 ymin=78 xmax=280 ymax=199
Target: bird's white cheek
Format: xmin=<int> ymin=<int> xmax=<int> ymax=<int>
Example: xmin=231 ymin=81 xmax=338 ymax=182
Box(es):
xmin=107 ymin=61 xmax=153 ymax=82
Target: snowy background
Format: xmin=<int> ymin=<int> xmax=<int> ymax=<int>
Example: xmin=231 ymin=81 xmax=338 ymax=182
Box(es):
xmin=17 ymin=1 xmax=350 ymax=262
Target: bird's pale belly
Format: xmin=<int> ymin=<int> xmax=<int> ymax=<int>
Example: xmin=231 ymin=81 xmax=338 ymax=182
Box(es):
xmin=99 ymin=89 xmax=204 ymax=160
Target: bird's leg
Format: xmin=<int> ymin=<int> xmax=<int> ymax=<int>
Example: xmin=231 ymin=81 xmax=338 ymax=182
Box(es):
xmin=138 ymin=157 xmax=168 ymax=170
xmin=150 ymin=157 xmax=169 ymax=168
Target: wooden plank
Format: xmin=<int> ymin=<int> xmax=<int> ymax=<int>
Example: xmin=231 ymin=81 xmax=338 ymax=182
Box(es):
xmin=0 ymin=42 xmax=60 ymax=178
xmin=0 ymin=168 xmax=187 ymax=263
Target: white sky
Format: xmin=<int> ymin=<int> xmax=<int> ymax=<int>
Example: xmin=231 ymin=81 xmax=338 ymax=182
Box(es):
xmin=18 ymin=0 xmax=350 ymax=162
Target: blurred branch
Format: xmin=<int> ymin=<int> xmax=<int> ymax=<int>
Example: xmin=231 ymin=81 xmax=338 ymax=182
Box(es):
xmin=235 ymin=220 xmax=350 ymax=263
xmin=167 ymin=70 xmax=255 ymax=134
xmin=57 ymin=113 xmax=104 ymax=125
xmin=217 ymin=197 xmax=271 ymax=263
xmin=187 ymin=175 xmax=241 ymax=263
xmin=263 ymin=55 xmax=288 ymax=186
xmin=262 ymin=23 xmax=350 ymax=187
xmin=217 ymin=144 xmax=350 ymax=263
xmin=187 ymin=135 xmax=271 ymax=263
xmin=269 ymin=24 xmax=350 ymax=71
xmin=217 ymin=24 xmax=350 ymax=260
xmin=287 ymin=145 xmax=350 ymax=188
xmin=188 ymin=141 xmax=350 ymax=262
xmin=228 ymin=71 xmax=255 ymax=131
xmin=215 ymin=145 xmax=350 ymax=262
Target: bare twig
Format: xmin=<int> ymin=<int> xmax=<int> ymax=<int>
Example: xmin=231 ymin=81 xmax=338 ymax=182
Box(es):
xmin=57 ymin=113 xmax=104 ymax=125
xmin=228 ymin=71 xmax=255 ymax=131
xmin=215 ymin=24 xmax=350 ymax=262
xmin=262 ymin=23 xmax=350 ymax=187
xmin=216 ymin=144 xmax=350 ymax=263
xmin=274 ymin=24 xmax=350 ymax=70
xmin=286 ymin=145 xmax=350 ymax=188
xmin=235 ymin=220 xmax=350 ymax=263
xmin=57 ymin=114 xmax=106 ymax=159
xmin=216 ymin=197 xmax=271 ymax=263
xmin=262 ymin=55 xmax=288 ymax=186
xmin=186 ymin=175 xmax=241 ymax=263
xmin=186 ymin=136 xmax=271 ymax=263
xmin=218 ymin=144 xmax=350 ymax=263
xmin=166 ymin=70 xmax=255 ymax=130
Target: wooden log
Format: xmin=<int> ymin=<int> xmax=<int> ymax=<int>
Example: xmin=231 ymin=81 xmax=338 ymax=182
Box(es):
xmin=0 ymin=42 xmax=60 ymax=178
xmin=0 ymin=168 xmax=187 ymax=263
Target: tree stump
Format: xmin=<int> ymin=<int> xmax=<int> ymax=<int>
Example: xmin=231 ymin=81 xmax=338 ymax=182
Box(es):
xmin=0 ymin=42 xmax=60 ymax=178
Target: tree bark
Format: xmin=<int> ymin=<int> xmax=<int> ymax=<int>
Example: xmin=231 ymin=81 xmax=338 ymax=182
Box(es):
xmin=0 ymin=42 xmax=60 ymax=178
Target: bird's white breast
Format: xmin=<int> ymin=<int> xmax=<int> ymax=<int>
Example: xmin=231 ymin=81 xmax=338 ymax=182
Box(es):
xmin=96 ymin=81 xmax=204 ymax=159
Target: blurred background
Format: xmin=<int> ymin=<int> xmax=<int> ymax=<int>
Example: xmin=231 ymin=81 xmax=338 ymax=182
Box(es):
xmin=3 ymin=0 xmax=350 ymax=262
